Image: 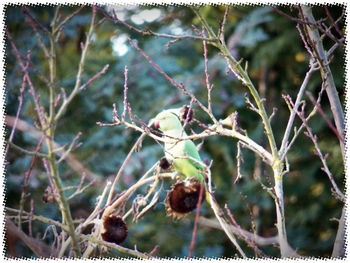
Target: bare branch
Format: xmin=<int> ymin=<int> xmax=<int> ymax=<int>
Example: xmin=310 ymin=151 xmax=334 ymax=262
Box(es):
xmin=97 ymin=6 xmax=216 ymax=42
xmin=285 ymin=96 xmax=345 ymax=202
xmin=79 ymin=64 xmax=110 ymax=91
xmin=188 ymin=181 xmax=204 ymax=258
xmin=279 ymin=62 xmax=318 ymax=159
xmin=306 ymin=91 xmax=344 ymax=143
xmin=122 ymin=65 xmax=129 ymax=121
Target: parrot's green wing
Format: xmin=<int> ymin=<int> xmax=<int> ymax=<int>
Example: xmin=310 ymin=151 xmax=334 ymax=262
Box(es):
xmin=154 ymin=109 xmax=204 ymax=181
xmin=183 ymin=140 xmax=203 ymax=169
xmin=166 ymin=139 xmax=204 ymax=181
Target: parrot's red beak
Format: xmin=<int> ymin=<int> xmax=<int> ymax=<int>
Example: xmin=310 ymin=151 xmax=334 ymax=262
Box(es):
xmin=154 ymin=120 xmax=159 ymax=129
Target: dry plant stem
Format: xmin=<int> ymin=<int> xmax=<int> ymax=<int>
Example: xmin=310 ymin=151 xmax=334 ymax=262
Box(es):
xmin=18 ymin=135 xmax=44 ymax=229
xmin=6 ymin=207 xmax=69 ymax=231
xmin=6 ymin=217 xmax=53 ymax=258
xmin=224 ymin=204 xmax=265 ymax=257
xmin=188 ymin=181 xmax=204 ymax=258
xmin=113 ymin=118 xmax=272 ymax=164
xmin=54 ymin=7 xmax=97 ymax=122
xmin=127 ymin=38 xmax=218 ymax=125
xmin=83 ymin=172 xmax=167 ymax=258
xmin=6 ymin=116 xmax=100 ymax=182
xmin=279 ymin=62 xmax=317 ymax=159
xmin=300 ymin=6 xmax=345 ymax=158
xmin=286 ymin=98 xmax=345 ymax=202
xmin=198 ymin=216 xmax=279 ymax=247
xmin=81 ymin=234 xmax=151 ymax=259
xmin=98 ymin=6 xmax=215 ymax=42
xmin=271 ymin=6 xmax=344 ymax=47
xmin=332 ymin=205 xmax=346 ymax=257
xmin=54 ymin=5 xmax=86 ymax=35
xmin=61 ymin=181 xmax=111 ymax=258
xmin=38 ymin=7 xmax=81 ymax=257
xmin=192 ymin=7 xmax=278 ymax=156
xmin=103 ymin=170 xmax=170 ymax=218
xmin=323 ymin=6 xmax=343 ymax=38
xmin=4 ymin=54 xmax=29 ymax=159
xmin=8 ymin=141 xmax=48 ymax=158
xmin=205 ymin=167 xmax=246 ymax=258
xmin=7 ymin=207 xmax=149 ymax=258
xmin=300 ymin=7 xmax=345 ymax=257
xmin=106 ymin=133 xmax=148 ymax=205
xmin=6 ymin=29 xmax=46 ymax=128
xmin=122 ymin=166 xmax=160 ymax=221
xmin=202 ymin=30 xmax=213 ymax=115
xmin=306 ymin=91 xmax=343 ymax=143
xmin=283 ymin=87 xmax=325 ymax=154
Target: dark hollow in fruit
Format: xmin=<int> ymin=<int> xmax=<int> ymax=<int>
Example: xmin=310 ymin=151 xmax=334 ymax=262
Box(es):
xmin=101 ymin=215 xmax=128 ymax=244
xmin=159 ymin=157 xmax=172 ymax=170
xmin=165 ymin=178 xmax=205 ymax=219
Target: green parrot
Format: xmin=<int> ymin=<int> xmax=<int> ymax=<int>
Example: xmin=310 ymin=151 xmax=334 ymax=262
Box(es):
xmin=153 ymin=109 xmax=204 ymax=181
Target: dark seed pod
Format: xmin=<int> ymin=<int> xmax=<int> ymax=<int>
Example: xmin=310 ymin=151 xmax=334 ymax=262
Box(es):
xmin=165 ymin=178 xmax=205 ymax=219
xmin=159 ymin=157 xmax=172 ymax=170
xmin=42 ymin=186 xmax=55 ymax=203
xmin=101 ymin=215 xmax=128 ymax=244
xmin=180 ymin=105 xmax=193 ymax=123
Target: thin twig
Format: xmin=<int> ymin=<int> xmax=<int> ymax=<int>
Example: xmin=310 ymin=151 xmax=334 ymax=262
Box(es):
xmin=6 ymin=29 xmax=46 ymax=128
xmin=23 ymin=8 xmax=50 ymax=59
xmin=202 ymin=28 xmax=214 ymax=115
xmin=224 ymin=204 xmax=265 ymax=257
xmin=4 ymin=52 xmax=30 ymax=159
xmin=306 ymin=91 xmax=344 ymax=143
xmin=104 ymin=167 xmax=171 ymax=218
xmin=279 ymin=62 xmax=318 ymax=159
xmin=106 ymin=133 xmax=147 ymax=205
xmin=18 ymin=135 xmax=45 ymax=229
xmin=29 ymin=200 xmax=34 ymax=237
xmin=205 ymin=164 xmax=247 ymax=257
xmin=128 ymin=37 xmax=218 ymax=124
xmin=299 ymin=6 xmax=345 ymax=159
xmin=188 ymin=181 xmax=204 ymax=258
xmin=79 ymin=64 xmax=110 ymax=91
xmin=55 ymin=6 xmax=97 ymax=122
xmin=97 ymin=6 xmax=215 ymax=42
xmin=122 ymin=66 xmax=129 ymax=121
xmin=285 ymin=96 xmax=345 ymax=202
xmin=218 ymin=6 xmax=230 ymax=41
xmin=54 ymin=5 xmax=86 ymax=35
xmin=57 ymin=132 xmax=82 ymax=163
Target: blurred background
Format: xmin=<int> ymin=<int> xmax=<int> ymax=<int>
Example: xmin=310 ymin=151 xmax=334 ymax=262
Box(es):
xmin=3 ymin=4 xmax=345 ymax=258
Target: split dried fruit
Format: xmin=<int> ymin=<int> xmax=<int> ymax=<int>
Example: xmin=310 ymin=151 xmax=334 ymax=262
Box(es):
xmin=165 ymin=177 xmax=205 ymax=219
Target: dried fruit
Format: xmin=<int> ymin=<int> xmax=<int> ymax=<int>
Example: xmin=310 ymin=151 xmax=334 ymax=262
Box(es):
xmin=159 ymin=157 xmax=172 ymax=170
xmin=180 ymin=105 xmax=193 ymax=123
xmin=101 ymin=215 xmax=128 ymax=244
xmin=165 ymin=177 xmax=205 ymax=219
xmin=42 ymin=186 xmax=55 ymax=203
